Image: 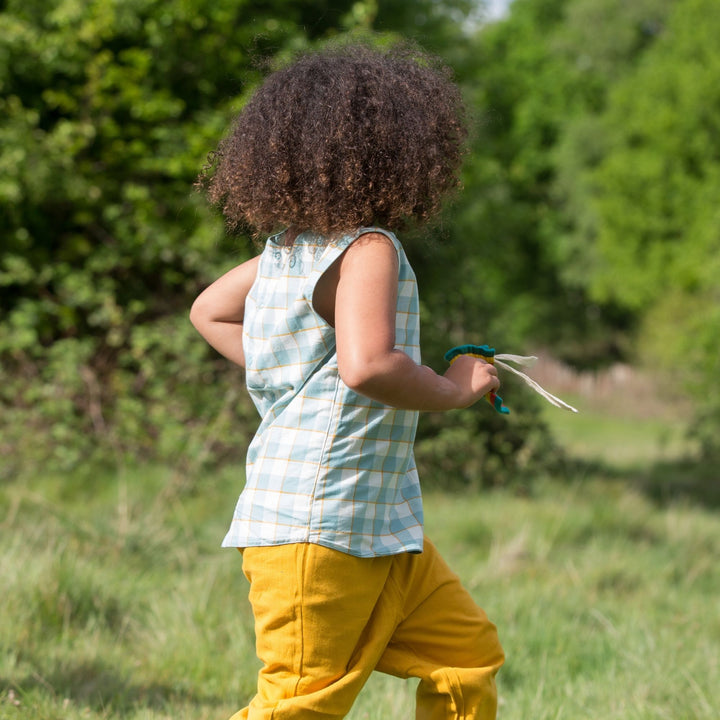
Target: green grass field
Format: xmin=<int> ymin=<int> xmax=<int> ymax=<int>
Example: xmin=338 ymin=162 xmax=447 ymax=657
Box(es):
xmin=2 ymin=399 xmax=719 ymax=719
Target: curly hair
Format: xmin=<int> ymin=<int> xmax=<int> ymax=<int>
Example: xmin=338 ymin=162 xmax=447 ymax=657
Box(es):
xmin=199 ymin=43 xmax=467 ymax=238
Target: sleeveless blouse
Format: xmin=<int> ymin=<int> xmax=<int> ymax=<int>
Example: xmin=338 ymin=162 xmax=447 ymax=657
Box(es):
xmin=221 ymin=228 xmax=424 ymax=557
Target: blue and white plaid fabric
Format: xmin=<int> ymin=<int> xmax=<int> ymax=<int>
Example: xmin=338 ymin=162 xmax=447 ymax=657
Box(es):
xmin=221 ymin=228 xmax=424 ymax=557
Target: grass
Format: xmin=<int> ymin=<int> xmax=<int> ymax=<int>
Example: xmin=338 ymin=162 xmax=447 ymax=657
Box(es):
xmin=2 ymin=400 xmax=719 ymax=719
xmin=538 ymin=389 xmax=697 ymax=468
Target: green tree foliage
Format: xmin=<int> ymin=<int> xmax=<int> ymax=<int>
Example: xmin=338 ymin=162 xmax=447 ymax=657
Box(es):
xmin=584 ymin=0 xmax=720 ymax=451
xmin=450 ymin=0 xmax=674 ymax=364
xmin=8 ymin=0 xmax=715 ymax=481
xmin=549 ymin=0 xmax=674 ymax=290
xmin=0 ymin=0 xmax=357 ymax=477
xmin=588 ymin=0 xmax=720 ymax=310
xmin=2 ymin=0 xmax=551 ymax=486
xmin=458 ymin=0 xmax=718 ymax=454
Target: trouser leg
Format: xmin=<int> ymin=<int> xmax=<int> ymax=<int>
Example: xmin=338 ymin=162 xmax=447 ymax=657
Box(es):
xmin=233 ymin=539 xmax=503 ymax=720
xmin=377 ymin=538 xmax=504 ymax=720
xmin=232 ymin=543 xmax=398 ymax=720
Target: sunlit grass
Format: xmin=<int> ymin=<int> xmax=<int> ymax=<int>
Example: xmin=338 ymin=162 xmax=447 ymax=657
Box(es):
xmin=2 ymin=411 xmax=719 ymax=720
xmin=543 ymin=397 xmax=694 ymax=468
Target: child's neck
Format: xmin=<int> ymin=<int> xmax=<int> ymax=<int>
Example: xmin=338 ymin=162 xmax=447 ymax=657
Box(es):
xmin=281 ymin=226 xmax=300 ymax=246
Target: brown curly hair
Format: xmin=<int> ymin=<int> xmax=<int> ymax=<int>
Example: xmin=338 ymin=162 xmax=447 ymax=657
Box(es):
xmin=199 ymin=43 xmax=467 ymax=238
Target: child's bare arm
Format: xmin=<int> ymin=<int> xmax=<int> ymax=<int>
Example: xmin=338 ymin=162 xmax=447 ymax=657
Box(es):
xmin=333 ymin=233 xmax=499 ymax=411
xmin=189 ymin=255 xmax=261 ymax=368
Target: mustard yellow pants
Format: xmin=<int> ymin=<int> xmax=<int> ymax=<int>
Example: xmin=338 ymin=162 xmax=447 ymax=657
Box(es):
xmin=231 ymin=538 xmax=504 ymax=720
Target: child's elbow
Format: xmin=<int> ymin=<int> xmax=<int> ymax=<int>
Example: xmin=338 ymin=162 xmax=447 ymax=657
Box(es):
xmin=338 ymin=365 xmax=368 ymax=394
xmin=338 ymin=356 xmax=386 ymax=396
xmin=189 ymin=297 xmax=209 ymax=332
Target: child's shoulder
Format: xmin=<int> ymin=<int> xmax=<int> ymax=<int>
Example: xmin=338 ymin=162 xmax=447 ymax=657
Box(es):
xmin=264 ymin=227 xmax=401 ymax=251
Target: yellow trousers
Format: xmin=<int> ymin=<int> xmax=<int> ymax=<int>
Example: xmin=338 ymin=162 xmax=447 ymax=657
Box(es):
xmin=231 ymin=538 xmax=504 ymax=720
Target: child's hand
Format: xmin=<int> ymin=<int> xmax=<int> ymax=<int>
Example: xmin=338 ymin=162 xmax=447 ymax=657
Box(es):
xmin=442 ymin=355 xmax=500 ymax=409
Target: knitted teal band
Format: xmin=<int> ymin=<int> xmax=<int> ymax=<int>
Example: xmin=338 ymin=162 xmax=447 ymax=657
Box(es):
xmin=444 ymin=344 xmax=510 ymax=415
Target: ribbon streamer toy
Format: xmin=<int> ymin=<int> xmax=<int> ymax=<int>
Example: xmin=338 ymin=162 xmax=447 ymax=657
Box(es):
xmin=444 ymin=344 xmax=578 ymax=415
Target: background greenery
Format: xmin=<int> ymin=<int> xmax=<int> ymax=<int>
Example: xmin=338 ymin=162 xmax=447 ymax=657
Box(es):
xmin=2 ymin=409 xmax=718 ymax=718
xmin=2 ymin=0 xmax=718 ymax=483
xmin=1 ymin=1 xmax=719 ymax=716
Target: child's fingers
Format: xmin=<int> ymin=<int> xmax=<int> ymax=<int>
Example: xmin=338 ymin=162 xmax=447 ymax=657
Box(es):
xmin=443 ymin=355 xmax=500 ymax=407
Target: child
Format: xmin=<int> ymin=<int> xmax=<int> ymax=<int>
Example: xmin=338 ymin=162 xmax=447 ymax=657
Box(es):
xmin=190 ymin=43 xmax=505 ymax=720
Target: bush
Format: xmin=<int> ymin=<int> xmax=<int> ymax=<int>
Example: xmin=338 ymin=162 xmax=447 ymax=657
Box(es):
xmin=0 ymin=0 xmax=347 ymax=478
xmin=0 ymin=0 xmax=555 ymax=484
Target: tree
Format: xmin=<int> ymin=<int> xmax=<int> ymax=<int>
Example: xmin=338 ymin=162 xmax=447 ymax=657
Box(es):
xmin=584 ymin=0 xmax=720 ymax=451
xmin=439 ymin=0 xmax=675 ymax=366
xmin=0 ymin=0 xmax=358 ymax=476
xmin=3 ymin=0 xmax=546 ymax=485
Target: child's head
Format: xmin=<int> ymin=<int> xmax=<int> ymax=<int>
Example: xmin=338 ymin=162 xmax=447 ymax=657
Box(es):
xmin=201 ymin=42 xmax=467 ymax=238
